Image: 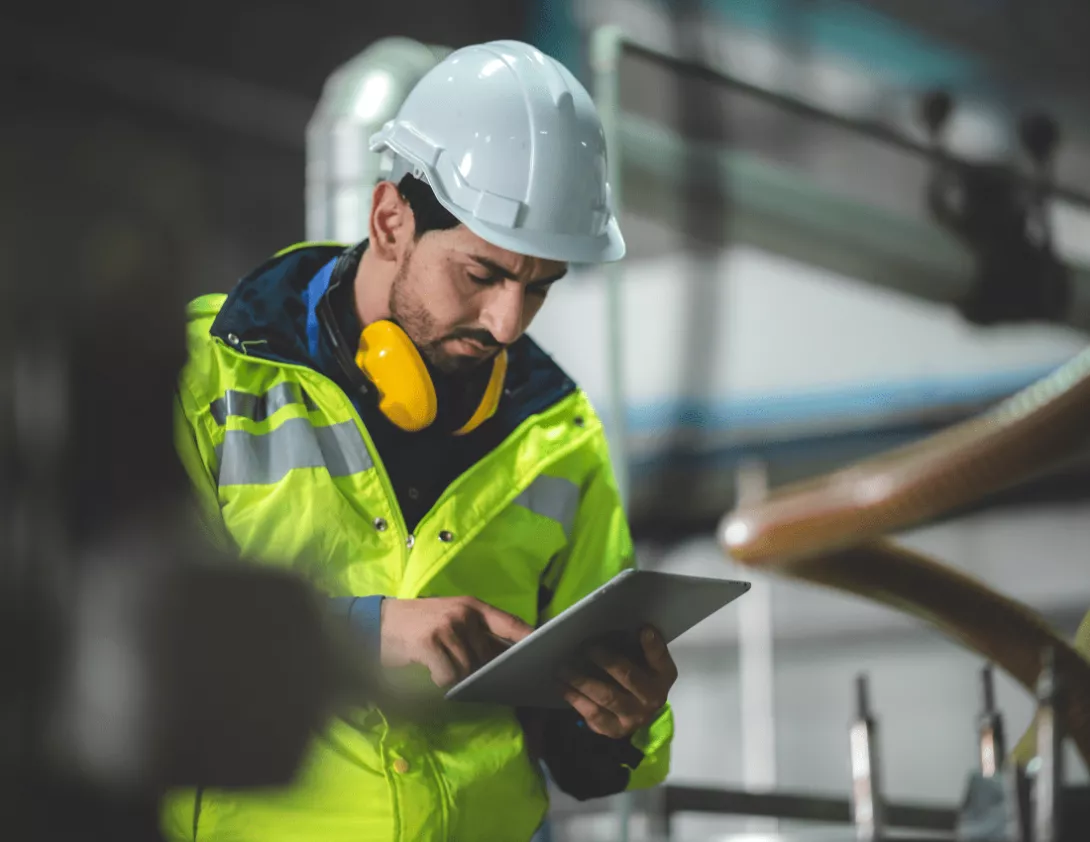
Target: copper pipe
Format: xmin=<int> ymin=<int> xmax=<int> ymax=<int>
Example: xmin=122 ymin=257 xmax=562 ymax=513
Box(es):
xmin=721 ymin=348 xmax=1090 ymax=564
xmin=746 ymin=539 xmax=1090 ymax=762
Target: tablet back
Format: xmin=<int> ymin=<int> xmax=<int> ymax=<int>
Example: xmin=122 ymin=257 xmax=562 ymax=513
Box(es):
xmin=445 ymin=569 xmax=750 ymax=708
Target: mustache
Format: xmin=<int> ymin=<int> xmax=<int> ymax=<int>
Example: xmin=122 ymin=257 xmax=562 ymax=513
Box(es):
xmin=443 ymin=327 xmax=504 ymax=349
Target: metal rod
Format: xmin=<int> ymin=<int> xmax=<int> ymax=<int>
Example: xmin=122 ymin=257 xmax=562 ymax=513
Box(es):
xmin=1034 ymin=647 xmax=1064 ymax=842
xmin=849 ymin=674 xmax=886 ymax=841
xmin=1002 ymin=764 xmax=1031 ymax=842
xmin=735 ymin=460 xmax=778 ymax=831
xmin=659 ymin=785 xmax=956 ymax=830
xmin=611 ymin=31 xmax=1090 ymax=210
xmin=978 ymin=663 xmax=1007 ymax=778
xmin=591 ymin=26 xmax=631 ymax=513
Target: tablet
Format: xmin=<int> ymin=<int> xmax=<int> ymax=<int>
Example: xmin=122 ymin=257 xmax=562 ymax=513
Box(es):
xmin=445 ymin=569 xmax=750 ymax=708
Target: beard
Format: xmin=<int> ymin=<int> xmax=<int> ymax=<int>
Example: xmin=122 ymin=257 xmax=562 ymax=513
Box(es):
xmin=388 ymin=250 xmax=504 ymax=376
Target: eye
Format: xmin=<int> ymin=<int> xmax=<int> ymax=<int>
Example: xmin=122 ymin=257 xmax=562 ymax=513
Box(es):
xmin=467 ymin=273 xmax=494 ymax=286
xmin=527 ymin=283 xmax=554 ymax=298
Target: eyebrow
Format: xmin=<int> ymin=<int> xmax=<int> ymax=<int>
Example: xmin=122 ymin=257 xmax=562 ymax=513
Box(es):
xmin=469 ymin=255 xmax=568 ymax=286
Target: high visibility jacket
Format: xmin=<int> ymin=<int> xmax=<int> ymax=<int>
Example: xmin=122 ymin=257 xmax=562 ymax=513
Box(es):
xmin=162 ymin=245 xmax=673 ymax=842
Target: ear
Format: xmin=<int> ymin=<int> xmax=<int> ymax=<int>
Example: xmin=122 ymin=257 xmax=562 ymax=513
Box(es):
xmin=368 ymin=181 xmax=416 ymax=261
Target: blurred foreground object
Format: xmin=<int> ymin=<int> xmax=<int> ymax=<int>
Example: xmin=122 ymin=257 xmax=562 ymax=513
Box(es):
xmin=0 ymin=175 xmax=372 ymax=842
xmin=306 ymin=37 xmax=450 ymax=242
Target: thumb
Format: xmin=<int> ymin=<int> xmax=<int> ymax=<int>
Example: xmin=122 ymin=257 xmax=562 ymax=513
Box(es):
xmin=477 ymin=603 xmax=534 ymax=643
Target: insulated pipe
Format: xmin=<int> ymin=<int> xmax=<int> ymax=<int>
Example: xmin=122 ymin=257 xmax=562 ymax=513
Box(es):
xmin=306 ymin=38 xmax=451 ymax=243
xmin=720 ymin=346 xmax=1090 ymax=564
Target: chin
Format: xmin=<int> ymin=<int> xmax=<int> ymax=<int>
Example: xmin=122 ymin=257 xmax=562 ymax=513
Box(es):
xmin=434 ymin=354 xmax=491 ymax=376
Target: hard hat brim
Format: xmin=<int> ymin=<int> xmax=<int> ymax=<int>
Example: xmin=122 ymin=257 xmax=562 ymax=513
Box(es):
xmin=454 ymin=209 xmax=627 ymax=265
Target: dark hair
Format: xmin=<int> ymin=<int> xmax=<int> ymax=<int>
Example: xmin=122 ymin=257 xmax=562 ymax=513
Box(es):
xmin=397 ymin=174 xmax=461 ymax=236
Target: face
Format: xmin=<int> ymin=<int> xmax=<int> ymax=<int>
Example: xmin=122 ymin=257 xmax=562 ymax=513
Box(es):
xmin=388 ymin=226 xmax=568 ymax=375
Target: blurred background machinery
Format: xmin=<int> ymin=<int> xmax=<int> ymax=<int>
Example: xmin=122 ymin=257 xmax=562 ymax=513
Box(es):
xmin=8 ymin=1 xmax=1090 ymax=840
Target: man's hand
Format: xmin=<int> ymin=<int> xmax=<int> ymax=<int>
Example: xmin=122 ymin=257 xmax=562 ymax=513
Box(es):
xmin=560 ymin=626 xmax=677 ymax=739
xmin=380 ymin=597 xmax=534 ymax=687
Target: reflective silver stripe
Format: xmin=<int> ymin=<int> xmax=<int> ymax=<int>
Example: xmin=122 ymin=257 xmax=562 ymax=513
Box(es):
xmin=513 ymin=475 xmax=580 ymax=538
xmin=216 ymin=418 xmax=373 ymax=486
xmin=210 ymin=382 xmax=309 ymax=425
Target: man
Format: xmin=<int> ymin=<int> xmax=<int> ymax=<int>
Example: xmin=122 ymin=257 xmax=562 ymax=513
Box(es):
xmin=164 ymin=40 xmax=676 ymax=842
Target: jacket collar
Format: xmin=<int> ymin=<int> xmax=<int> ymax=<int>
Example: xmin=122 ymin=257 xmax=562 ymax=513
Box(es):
xmin=209 ymin=242 xmax=580 ymax=431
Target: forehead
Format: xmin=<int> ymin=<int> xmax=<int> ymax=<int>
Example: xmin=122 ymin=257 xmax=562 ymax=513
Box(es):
xmin=438 ymin=225 xmax=567 ymax=280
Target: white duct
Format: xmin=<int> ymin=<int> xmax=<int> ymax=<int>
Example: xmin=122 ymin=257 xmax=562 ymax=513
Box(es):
xmin=306 ymin=38 xmax=451 ymax=243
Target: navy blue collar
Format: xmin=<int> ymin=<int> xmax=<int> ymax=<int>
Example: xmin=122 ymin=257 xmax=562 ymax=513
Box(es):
xmin=304 ymin=257 xmax=338 ymax=361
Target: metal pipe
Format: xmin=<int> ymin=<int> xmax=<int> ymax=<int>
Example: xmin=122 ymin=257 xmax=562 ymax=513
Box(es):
xmin=1034 ymin=647 xmax=1064 ymax=842
xmin=849 ymin=674 xmax=886 ymax=841
xmin=612 ymin=31 xmax=1090 ymax=210
xmin=734 ymin=460 xmax=778 ymax=833
xmin=978 ymin=663 xmax=1007 ymax=778
xmin=549 ymin=784 xmax=959 ymax=830
xmin=591 ymin=25 xmax=631 ymax=512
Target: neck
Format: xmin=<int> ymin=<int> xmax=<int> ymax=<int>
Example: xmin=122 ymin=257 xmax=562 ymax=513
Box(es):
xmin=354 ymin=245 xmax=395 ymax=328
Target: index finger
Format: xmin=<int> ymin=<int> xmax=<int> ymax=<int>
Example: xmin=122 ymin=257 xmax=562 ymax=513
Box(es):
xmin=475 ymin=602 xmax=534 ymax=643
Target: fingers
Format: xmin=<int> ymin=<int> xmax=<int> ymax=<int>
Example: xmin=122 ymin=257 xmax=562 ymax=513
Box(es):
xmin=474 ymin=600 xmax=534 ymax=643
xmin=459 ymin=612 xmax=508 ymax=670
xmin=586 ymin=646 xmax=661 ymax=710
xmin=562 ymin=668 xmax=641 ymax=719
xmin=559 ymin=665 xmax=650 ymax=739
xmin=561 ymin=685 xmax=628 ymax=739
xmin=419 ymin=642 xmax=462 ymax=688
xmin=438 ymin=627 xmax=477 ymax=678
xmin=640 ymin=626 xmax=678 ymax=687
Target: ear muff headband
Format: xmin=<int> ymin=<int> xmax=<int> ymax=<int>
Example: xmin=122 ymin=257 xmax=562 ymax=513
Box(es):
xmin=453 ymin=348 xmax=507 ymax=436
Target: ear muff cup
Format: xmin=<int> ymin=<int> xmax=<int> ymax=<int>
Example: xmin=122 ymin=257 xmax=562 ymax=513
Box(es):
xmin=354 ymin=319 xmax=505 ymax=434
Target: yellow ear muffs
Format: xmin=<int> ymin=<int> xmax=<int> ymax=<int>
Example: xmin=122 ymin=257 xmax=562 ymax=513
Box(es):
xmin=354 ymin=320 xmax=507 ymax=434
xmin=355 ymin=320 xmax=437 ymax=432
xmin=453 ymin=349 xmax=507 ymax=436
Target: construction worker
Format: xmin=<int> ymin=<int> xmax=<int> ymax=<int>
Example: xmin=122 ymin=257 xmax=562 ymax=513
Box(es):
xmin=163 ymin=40 xmax=675 ymax=842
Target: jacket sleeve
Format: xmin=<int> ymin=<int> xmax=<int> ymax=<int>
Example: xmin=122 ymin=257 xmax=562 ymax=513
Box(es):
xmin=174 ymin=385 xmax=388 ymax=655
xmin=533 ymin=432 xmax=674 ymax=798
xmin=173 ymin=386 xmax=235 ymax=555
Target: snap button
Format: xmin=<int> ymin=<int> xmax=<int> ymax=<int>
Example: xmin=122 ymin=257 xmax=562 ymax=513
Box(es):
xmin=439 ymin=530 xmax=454 ymax=543
xmin=227 ymin=333 xmax=241 ymax=346
xmin=573 ymin=416 xmax=585 ymax=427
xmin=392 ymin=757 xmax=410 ymax=774
xmin=373 ymin=517 xmax=388 ymax=532
xmin=406 ymin=534 xmax=415 ymax=549
xmin=407 ymin=487 xmax=420 ymax=501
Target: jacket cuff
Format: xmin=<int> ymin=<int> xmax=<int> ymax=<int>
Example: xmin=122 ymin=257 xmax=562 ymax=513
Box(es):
xmin=328 ymin=595 xmax=385 ymax=658
xmin=534 ymin=708 xmax=644 ymax=801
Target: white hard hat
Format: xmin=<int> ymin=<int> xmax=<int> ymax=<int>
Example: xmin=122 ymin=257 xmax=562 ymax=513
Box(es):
xmin=368 ymin=40 xmax=625 ymax=264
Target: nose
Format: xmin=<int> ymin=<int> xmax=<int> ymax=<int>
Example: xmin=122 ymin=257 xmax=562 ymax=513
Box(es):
xmin=479 ymin=283 xmax=526 ymax=346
